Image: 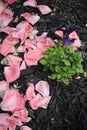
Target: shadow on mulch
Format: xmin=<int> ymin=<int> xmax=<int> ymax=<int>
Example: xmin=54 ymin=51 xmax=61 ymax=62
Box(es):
xmin=0 ymin=0 xmax=87 ymax=130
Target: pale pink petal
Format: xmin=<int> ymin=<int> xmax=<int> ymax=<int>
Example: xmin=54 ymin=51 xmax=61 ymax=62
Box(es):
xmin=8 ymin=116 xmax=22 ymax=130
xmin=37 ymin=38 xmax=54 ymax=52
xmin=23 ymin=0 xmax=37 ymax=7
xmin=0 ymin=80 xmax=9 ymax=92
xmin=31 ymin=29 xmax=38 ymax=35
xmin=41 ymin=96 xmax=51 ymax=109
xmin=26 ymin=83 xmax=35 ymax=100
xmin=9 ymin=46 xmax=16 ymax=53
xmin=0 ymin=113 xmax=9 ymax=127
xmin=6 ymin=54 xmax=22 ymax=66
xmin=0 ymin=14 xmax=13 ymax=27
xmin=0 ymin=35 xmax=19 ymax=56
xmin=4 ymin=65 xmax=20 ymax=83
xmin=11 ymin=29 xmax=28 ymax=43
xmin=0 ymin=125 xmax=6 ymax=130
xmin=21 ymin=126 xmax=32 ymax=130
xmin=17 ymin=45 xmax=25 ymax=52
xmin=5 ymin=0 xmax=16 ymax=4
xmin=0 ymin=1 xmax=6 ymax=15
xmin=0 ymin=26 xmax=17 ymax=34
xmin=20 ymin=61 xmax=26 ymax=70
xmin=55 ymin=30 xmax=63 ymax=38
xmin=37 ymin=5 xmax=52 ymax=15
xmin=35 ymin=32 xmax=48 ymax=42
xmin=24 ymin=39 xmax=37 ymax=50
xmin=69 ymin=31 xmax=79 ymax=40
xmin=35 ymin=81 xmax=50 ymax=97
xmin=13 ymin=108 xmax=30 ymax=122
xmin=74 ymin=39 xmax=81 ymax=47
xmin=21 ymin=13 xmax=40 ymax=25
xmin=71 ymin=39 xmax=81 ymax=51
xmin=16 ymin=21 xmax=33 ymax=32
xmin=24 ymin=49 xmax=43 ymax=66
xmin=29 ymin=94 xmax=43 ymax=110
xmin=1 ymin=88 xmax=25 ymax=112
xmin=5 ymin=8 xmax=14 ymax=17
xmin=45 ymin=37 xmax=55 ymax=46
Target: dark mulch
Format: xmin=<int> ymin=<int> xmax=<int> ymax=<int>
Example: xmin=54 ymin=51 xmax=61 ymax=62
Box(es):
xmin=0 ymin=0 xmax=87 ymax=130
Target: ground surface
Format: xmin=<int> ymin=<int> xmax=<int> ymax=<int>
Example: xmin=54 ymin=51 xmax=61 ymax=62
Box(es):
xmin=0 ymin=0 xmax=87 ymax=130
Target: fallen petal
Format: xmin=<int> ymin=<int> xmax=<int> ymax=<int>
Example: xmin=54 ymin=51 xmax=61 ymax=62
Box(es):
xmin=26 ymin=83 xmax=35 ymax=100
xmin=0 ymin=80 xmax=9 ymax=92
xmin=29 ymin=94 xmax=43 ymax=110
xmin=0 ymin=14 xmax=13 ymax=27
xmin=69 ymin=31 xmax=79 ymax=40
xmin=21 ymin=13 xmax=40 ymax=25
xmin=4 ymin=65 xmax=20 ymax=83
xmin=21 ymin=126 xmax=32 ymax=130
xmin=37 ymin=5 xmax=52 ymax=15
xmin=23 ymin=0 xmax=37 ymax=8
xmin=35 ymin=81 xmax=50 ymax=97
xmin=55 ymin=30 xmax=63 ymax=38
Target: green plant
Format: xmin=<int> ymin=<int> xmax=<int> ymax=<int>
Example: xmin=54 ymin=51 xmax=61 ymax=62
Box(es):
xmin=40 ymin=44 xmax=83 ymax=84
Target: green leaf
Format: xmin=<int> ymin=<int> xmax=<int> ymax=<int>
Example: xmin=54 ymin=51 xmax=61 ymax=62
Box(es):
xmin=40 ymin=59 xmax=47 ymax=65
xmin=51 ymin=74 xmax=57 ymax=79
xmin=62 ymin=78 xmax=69 ymax=85
xmin=63 ymin=59 xmax=71 ymax=66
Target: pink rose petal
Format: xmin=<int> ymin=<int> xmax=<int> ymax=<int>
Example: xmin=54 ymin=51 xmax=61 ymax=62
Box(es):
xmin=5 ymin=8 xmax=14 ymax=17
xmin=0 ymin=1 xmax=6 ymax=15
xmin=0 ymin=35 xmax=19 ymax=56
xmin=17 ymin=45 xmax=25 ymax=52
xmin=0 ymin=14 xmax=13 ymax=27
xmin=37 ymin=5 xmax=52 ymax=15
xmin=6 ymin=54 xmax=22 ymax=66
xmin=4 ymin=65 xmax=20 ymax=83
xmin=29 ymin=94 xmax=43 ymax=110
xmin=24 ymin=49 xmax=43 ymax=66
xmin=41 ymin=96 xmax=51 ymax=109
xmin=20 ymin=61 xmax=26 ymax=70
xmin=26 ymin=83 xmax=35 ymax=100
xmin=21 ymin=126 xmax=32 ymax=130
xmin=71 ymin=39 xmax=81 ymax=51
xmin=16 ymin=21 xmax=33 ymax=31
xmin=23 ymin=0 xmax=37 ymax=8
xmin=0 ymin=80 xmax=9 ymax=92
xmin=13 ymin=108 xmax=30 ymax=122
xmin=1 ymin=88 xmax=25 ymax=112
xmin=21 ymin=13 xmax=40 ymax=25
xmin=69 ymin=31 xmax=79 ymax=40
xmin=7 ymin=115 xmax=22 ymax=130
xmin=55 ymin=30 xmax=63 ymax=38
xmin=35 ymin=81 xmax=50 ymax=97
xmin=0 ymin=113 xmax=9 ymax=128
xmin=0 ymin=26 xmax=17 ymax=34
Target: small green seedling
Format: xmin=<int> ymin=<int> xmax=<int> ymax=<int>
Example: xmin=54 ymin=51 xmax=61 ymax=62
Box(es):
xmin=40 ymin=44 xmax=83 ymax=84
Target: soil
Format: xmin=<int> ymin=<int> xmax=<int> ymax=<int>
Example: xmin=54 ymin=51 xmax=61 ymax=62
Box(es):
xmin=0 ymin=0 xmax=87 ymax=130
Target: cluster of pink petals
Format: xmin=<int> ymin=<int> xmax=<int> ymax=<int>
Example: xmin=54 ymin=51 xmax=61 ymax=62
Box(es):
xmin=0 ymin=82 xmax=32 ymax=130
xmin=0 ymin=1 xmax=54 ymax=83
xmin=25 ymin=81 xmax=51 ymax=110
xmin=0 ymin=80 xmax=51 ymax=129
xmin=23 ymin=0 xmax=52 ymax=15
xmin=0 ymin=1 xmax=13 ymax=27
xmin=55 ymin=30 xmax=81 ymax=50
xmin=0 ymin=1 xmax=52 ymax=130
